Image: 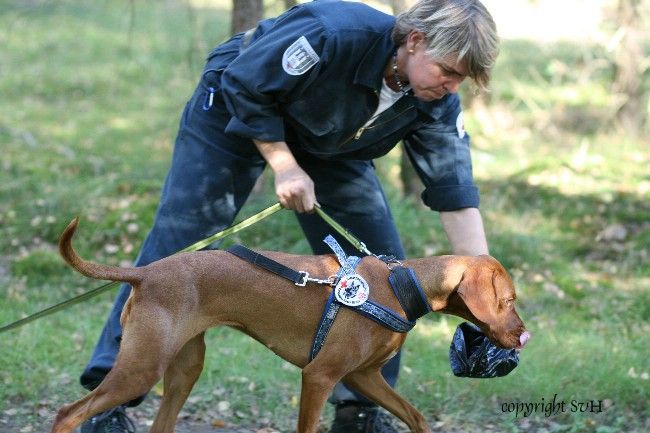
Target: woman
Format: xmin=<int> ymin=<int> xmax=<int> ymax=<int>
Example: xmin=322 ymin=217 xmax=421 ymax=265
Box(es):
xmin=79 ymin=1 xmax=498 ymax=432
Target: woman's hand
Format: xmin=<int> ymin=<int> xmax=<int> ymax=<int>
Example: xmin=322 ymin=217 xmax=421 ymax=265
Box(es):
xmin=274 ymin=164 xmax=317 ymax=213
xmin=253 ymin=139 xmax=318 ymax=213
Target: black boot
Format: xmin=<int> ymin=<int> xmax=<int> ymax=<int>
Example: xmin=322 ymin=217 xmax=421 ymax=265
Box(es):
xmin=329 ymin=402 xmax=399 ymax=433
xmin=78 ymin=405 xmax=136 ymax=433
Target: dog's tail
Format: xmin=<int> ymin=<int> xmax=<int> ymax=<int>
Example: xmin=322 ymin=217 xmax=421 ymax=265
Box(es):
xmin=59 ymin=217 xmax=143 ymax=285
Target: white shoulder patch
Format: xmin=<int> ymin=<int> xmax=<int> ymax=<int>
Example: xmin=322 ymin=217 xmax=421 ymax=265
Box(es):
xmin=456 ymin=111 xmax=466 ymax=139
xmin=282 ymin=36 xmax=319 ymax=76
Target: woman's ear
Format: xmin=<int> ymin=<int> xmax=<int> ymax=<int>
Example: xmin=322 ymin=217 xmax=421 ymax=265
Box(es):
xmin=406 ymin=30 xmax=426 ymax=52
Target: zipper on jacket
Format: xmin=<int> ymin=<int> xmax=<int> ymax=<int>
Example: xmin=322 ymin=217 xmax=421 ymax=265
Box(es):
xmin=341 ymin=104 xmax=415 ymax=147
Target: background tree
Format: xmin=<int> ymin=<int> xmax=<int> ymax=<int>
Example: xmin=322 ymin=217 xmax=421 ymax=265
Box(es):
xmin=231 ymin=0 xmax=263 ymax=34
xmin=389 ymin=0 xmax=423 ymax=198
xmin=610 ymin=0 xmax=648 ymax=134
xmin=230 ymin=0 xmax=265 ymax=192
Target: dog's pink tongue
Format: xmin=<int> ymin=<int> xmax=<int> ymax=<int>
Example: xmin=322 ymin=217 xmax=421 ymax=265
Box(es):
xmin=519 ymin=331 xmax=531 ymax=348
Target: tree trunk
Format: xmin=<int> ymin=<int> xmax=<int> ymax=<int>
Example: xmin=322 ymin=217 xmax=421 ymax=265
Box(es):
xmin=611 ymin=0 xmax=645 ymax=133
xmin=231 ymin=0 xmax=266 ymax=194
xmin=391 ymin=0 xmax=423 ymax=199
xmin=231 ymin=0 xmax=263 ymax=35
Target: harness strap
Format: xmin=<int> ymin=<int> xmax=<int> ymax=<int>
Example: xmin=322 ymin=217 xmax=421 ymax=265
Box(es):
xmin=310 ymin=295 xmax=415 ymax=360
xmin=227 ymin=245 xmax=308 ymax=286
xmin=323 ymin=235 xmax=355 ymax=275
xmin=355 ymin=300 xmax=415 ymax=333
xmin=388 ymin=267 xmax=432 ymax=321
xmin=309 ymin=254 xmax=361 ymax=359
xmin=310 ymin=292 xmax=340 ymax=360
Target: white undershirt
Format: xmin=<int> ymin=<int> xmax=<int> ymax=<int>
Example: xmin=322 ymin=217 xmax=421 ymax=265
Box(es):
xmin=362 ymin=79 xmax=409 ymax=129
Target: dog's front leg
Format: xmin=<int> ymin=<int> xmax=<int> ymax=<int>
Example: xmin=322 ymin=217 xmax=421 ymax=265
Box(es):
xmin=297 ymin=362 xmax=347 ymax=433
xmin=343 ymin=369 xmax=430 ymax=433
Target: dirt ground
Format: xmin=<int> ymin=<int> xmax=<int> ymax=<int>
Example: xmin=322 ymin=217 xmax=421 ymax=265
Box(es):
xmin=3 ymin=395 xmax=646 ymax=433
xmin=0 ymin=398 xmax=432 ymax=433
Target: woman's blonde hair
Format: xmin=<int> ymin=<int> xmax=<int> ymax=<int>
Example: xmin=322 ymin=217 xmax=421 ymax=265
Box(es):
xmin=392 ymin=0 xmax=499 ymax=91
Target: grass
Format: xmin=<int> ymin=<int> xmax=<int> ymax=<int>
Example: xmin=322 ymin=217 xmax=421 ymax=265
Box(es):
xmin=1 ymin=0 xmax=649 ymax=432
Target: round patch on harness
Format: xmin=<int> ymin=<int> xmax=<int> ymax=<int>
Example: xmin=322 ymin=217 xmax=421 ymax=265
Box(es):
xmin=334 ymin=274 xmax=370 ymax=307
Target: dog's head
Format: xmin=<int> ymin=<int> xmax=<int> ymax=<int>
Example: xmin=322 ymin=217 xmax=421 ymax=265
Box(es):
xmin=446 ymin=255 xmax=530 ymax=350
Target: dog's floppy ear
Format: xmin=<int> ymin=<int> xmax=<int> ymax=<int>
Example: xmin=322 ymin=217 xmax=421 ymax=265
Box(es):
xmin=456 ymin=265 xmax=497 ymax=326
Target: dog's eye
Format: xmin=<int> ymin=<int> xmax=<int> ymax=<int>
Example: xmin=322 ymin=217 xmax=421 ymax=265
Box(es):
xmin=504 ymin=298 xmax=515 ymax=307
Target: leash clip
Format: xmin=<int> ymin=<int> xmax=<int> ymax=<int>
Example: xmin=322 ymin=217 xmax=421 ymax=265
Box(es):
xmin=358 ymin=241 xmax=373 ymax=256
xmin=296 ymin=271 xmax=335 ymax=287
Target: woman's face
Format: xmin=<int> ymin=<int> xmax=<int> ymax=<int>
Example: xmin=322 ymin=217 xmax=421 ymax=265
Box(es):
xmin=403 ymin=32 xmax=468 ymax=102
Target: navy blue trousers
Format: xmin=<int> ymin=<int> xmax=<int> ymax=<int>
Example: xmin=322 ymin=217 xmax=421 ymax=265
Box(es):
xmin=80 ymin=60 xmax=406 ymax=407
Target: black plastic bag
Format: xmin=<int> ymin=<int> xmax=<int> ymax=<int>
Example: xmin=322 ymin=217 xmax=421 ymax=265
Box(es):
xmin=449 ymin=322 xmax=519 ymax=378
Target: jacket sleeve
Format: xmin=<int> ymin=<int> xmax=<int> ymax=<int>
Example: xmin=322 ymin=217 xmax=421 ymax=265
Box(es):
xmin=220 ymin=7 xmax=329 ymax=142
xmin=403 ymin=93 xmax=480 ymax=211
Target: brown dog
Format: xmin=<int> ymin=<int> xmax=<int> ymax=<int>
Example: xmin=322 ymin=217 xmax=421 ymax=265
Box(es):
xmin=52 ymin=218 xmax=529 ymax=433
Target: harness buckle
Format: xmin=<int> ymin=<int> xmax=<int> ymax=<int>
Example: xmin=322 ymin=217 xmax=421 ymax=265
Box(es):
xmin=296 ymin=271 xmax=309 ymax=286
xmin=375 ymin=254 xmax=404 ymax=269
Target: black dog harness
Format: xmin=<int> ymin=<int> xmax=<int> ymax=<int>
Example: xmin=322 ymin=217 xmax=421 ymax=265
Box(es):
xmin=227 ymin=235 xmax=431 ymax=360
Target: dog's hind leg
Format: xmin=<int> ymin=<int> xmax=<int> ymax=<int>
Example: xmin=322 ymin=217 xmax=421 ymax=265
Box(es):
xmin=149 ymin=332 xmax=206 ymax=433
xmin=343 ymin=369 xmax=430 ymax=433
xmin=51 ymin=314 xmax=178 ymax=433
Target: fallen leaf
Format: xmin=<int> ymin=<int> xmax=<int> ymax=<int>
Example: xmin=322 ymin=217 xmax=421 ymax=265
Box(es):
xmin=211 ymin=419 xmax=226 ymax=428
xmin=596 ymin=224 xmax=627 ymax=242
xmin=217 ymin=401 xmax=230 ymax=413
xmin=105 ymin=244 xmax=119 ymax=254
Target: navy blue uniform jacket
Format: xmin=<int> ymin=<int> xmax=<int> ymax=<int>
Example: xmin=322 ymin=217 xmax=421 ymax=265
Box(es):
xmin=208 ymin=0 xmax=479 ymax=211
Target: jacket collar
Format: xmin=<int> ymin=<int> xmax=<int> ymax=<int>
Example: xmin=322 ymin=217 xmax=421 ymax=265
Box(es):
xmin=353 ymin=28 xmax=395 ymax=91
xmin=412 ymin=93 xmax=453 ymax=120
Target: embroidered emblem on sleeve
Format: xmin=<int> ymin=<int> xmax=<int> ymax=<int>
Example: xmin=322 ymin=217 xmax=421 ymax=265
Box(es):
xmin=456 ymin=111 xmax=466 ymax=139
xmin=282 ymin=36 xmax=319 ymax=76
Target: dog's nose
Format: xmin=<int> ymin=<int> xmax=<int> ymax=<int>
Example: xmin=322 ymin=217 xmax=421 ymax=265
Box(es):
xmin=519 ymin=331 xmax=531 ymax=348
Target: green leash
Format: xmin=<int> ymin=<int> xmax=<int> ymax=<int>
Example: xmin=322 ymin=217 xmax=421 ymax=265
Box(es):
xmin=314 ymin=206 xmax=372 ymax=256
xmin=0 ymin=202 xmax=369 ymax=334
xmin=178 ymin=203 xmax=282 ymax=253
xmin=0 ymin=203 xmax=282 ymax=334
